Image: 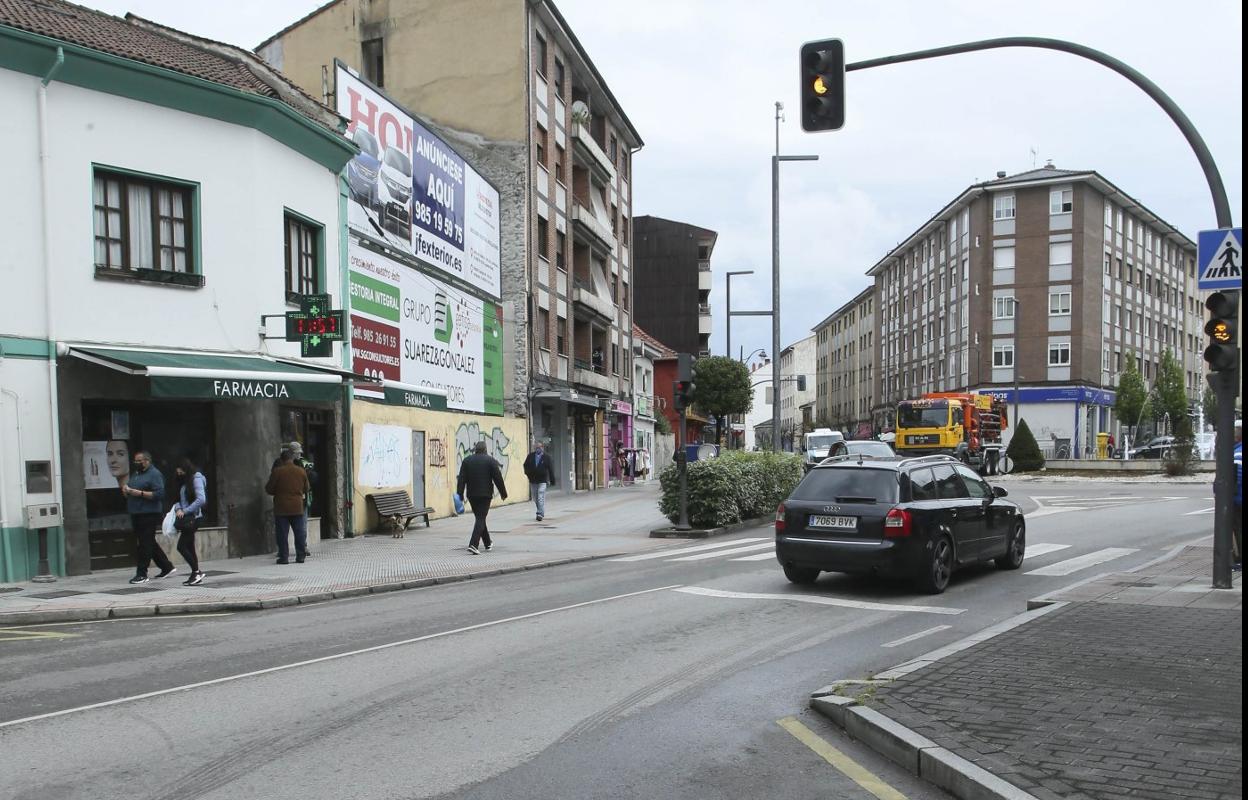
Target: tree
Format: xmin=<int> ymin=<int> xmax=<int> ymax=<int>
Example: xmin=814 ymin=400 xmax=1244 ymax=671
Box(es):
xmin=1113 ymin=351 xmax=1147 ymax=443
xmin=690 ymin=356 xmax=753 ymax=447
xmin=1151 ymin=349 xmax=1188 ymax=432
xmin=1201 ymin=383 xmax=1217 ymax=426
xmin=1006 ymin=418 xmax=1045 ymax=472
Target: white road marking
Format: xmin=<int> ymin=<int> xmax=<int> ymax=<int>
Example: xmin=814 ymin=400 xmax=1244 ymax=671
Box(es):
xmin=1025 ymin=547 xmax=1138 ymax=576
xmin=673 ymin=586 xmax=965 ymax=615
xmin=881 ymin=624 xmax=953 ymax=648
xmin=609 ymin=538 xmax=769 ymax=562
xmin=1027 ymin=506 xmax=1083 ymax=518
xmin=732 ymin=551 xmax=779 ymax=562
xmin=0 ymin=584 xmax=682 ymax=730
xmin=670 ymin=542 xmax=775 ymax=561
xmin=1023 ymin=543 xmax=1073 ymax=558
xmin=1184 ymin=506 xmax=1215 ymax=516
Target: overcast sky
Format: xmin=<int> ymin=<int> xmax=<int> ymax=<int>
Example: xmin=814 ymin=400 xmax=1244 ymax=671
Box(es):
xmin=84 ymin=0 xmax=1244 ymax=362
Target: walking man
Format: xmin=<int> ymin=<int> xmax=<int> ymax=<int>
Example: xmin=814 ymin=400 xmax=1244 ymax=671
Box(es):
xmin=457 ymin=440 xmax=508 ymax=554
xmin=125 ymin=450 xmax=175 ymax=584
xmin=1233 ymin=420 xmax=1242 ymax=571
xmin=522 ymin=440 xmax=556 ymax=522
xmin=266 ymin=449 xmax=310 ymax=564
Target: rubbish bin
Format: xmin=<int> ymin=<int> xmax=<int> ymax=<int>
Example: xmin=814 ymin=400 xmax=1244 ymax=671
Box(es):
xmin=1096 ymin=432 xmax=1109 ymax=459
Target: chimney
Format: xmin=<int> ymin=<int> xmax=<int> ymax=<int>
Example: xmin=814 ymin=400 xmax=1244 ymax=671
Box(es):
xmin=995 ymin=170 xmax=1007 ymax=179
xmin=1045 ymin=159 xmax=1055 ymax=168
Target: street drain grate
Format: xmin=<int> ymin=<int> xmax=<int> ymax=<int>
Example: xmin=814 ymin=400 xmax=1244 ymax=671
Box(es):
xmin=98 ymin=586 xmax=164 ymax=595
xmin=1112 ymin=580 xmax=1158 ymax=588
xmin=24 ymin=590 xmax=90 ymax=599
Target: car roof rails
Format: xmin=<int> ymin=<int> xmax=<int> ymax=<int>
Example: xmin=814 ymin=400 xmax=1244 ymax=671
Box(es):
xmin=897 ymin=454 xmax=961 ymax=468
xmin=818 ymin=454 xmax=892 ymax=466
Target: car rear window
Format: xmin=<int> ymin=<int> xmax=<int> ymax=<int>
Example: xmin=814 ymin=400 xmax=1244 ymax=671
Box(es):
xmin=792 ymin=467 xmax=899 ymax=504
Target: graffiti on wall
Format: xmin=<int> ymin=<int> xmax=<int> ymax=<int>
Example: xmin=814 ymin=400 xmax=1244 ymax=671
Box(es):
xmin=455 ymin=422 xmax=513 ymax=476
xmin=428 ymin=437 xmax=448 ymax=468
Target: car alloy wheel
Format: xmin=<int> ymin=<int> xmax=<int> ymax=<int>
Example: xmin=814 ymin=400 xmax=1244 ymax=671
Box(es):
xmin=922 ymin=537 xmax=953 ymax=594
xmin=996 ymin=523 xmax=1025 ymax=570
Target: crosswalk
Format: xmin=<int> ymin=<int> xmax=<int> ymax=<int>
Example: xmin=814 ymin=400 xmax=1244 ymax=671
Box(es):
xmin=1029 ymin=495 xmax=1189 ymax=516
xmin=613 ymin=537 xmax=1144 ymax=577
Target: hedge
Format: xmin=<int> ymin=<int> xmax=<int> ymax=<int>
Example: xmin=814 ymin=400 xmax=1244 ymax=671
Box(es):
xmin=658 ymin=450 xmax=804 ymax=529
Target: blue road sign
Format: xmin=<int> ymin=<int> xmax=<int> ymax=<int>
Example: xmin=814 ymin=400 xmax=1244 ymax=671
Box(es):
xmin=1197 ymin=227 xmax=1243 ymax=291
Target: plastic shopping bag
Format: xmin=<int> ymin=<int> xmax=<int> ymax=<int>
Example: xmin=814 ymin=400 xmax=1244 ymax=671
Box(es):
xmin=161 ymin=507 xmax=178 ymax=539
xmin=452 ymin=493 xmax=465 ymax=515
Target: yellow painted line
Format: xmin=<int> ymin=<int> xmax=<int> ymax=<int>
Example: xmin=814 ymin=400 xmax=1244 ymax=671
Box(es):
xmin=778 ymin=716 xmax=908 ymax=800
xmin=0 ymin=629 xmax=82 ymax=642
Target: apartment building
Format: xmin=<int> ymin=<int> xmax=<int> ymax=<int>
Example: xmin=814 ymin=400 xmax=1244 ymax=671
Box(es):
xmin=812 ymin=287 xmax=875 ymax=438
xmin=258 ymin=0 xmax=643 ymax=492
xmin=632 ymin=216 xmax=716 ymax=357
xmin=868 ymin=165 xmax=1202 ymax=458
xmin=778 ymin=335 xmax=816 ymax=450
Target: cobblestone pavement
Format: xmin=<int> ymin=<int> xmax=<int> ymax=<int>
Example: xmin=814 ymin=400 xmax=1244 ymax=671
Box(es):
xmin=871 ymin=598 xmax=1242 ymax=800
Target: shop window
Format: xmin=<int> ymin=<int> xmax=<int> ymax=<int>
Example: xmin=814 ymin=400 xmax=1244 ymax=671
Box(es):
xmin=284 ymin=212 xmax=323 ymax=303
xmin=93 ymin=167 xmax=201 ymax=287
xmin=362 ymin=38 xmax=384 ymax=87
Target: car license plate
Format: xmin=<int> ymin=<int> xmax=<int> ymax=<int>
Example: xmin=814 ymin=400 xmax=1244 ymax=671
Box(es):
xmin=809 ymin=515 xmax=857 ymax=531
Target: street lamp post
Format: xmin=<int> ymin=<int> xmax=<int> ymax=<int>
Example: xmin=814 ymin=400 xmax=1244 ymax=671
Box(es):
xmin=725 ymin=269 xmax=755 ymax=358
xmin=772 ymin=100 xmax=818 ymax=452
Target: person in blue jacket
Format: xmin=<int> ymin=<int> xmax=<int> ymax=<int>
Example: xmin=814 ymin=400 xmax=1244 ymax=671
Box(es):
xmin=174 ymin=458 xmax=208 ymax=586
xmin=1233 ymin=420 xmax=1242 ymax=571
xmin=124 ymin=450 xmax=175 ymax=584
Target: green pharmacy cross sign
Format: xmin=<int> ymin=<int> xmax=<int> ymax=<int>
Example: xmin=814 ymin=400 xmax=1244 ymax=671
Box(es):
xmin=285 ymin=294 xmax=346 ymax=358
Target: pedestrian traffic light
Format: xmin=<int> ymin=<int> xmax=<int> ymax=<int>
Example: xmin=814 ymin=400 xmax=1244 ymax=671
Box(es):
xmin=1203 ymin=291 xmax=1240 ymax=372
xmin=800 ymin=38 xmax=845 ymax=132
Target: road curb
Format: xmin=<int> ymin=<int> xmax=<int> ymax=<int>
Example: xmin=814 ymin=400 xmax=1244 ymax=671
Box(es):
xmin=0 ymin=550 xmax=631 ymax=627
xmin=809 ymin=603 xmax=1072 ymax=800
xmin=649 ymin=516 xmax=768 ymax=538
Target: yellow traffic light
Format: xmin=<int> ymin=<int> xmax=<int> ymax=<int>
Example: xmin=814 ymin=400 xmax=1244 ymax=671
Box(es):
xmin=813 ymin=76 xmax=828 ymax=96
xmin=1210 ymin=320 xmax=1232 ymax=343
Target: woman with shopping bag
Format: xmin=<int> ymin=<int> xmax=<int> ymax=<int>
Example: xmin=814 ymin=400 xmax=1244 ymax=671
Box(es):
xmin=174 ymin=458 xmax=207 ymax=586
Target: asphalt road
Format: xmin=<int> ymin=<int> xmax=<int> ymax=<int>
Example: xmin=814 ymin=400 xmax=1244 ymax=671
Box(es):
xmin=0 ymin=479 xmax=1215 ymax=800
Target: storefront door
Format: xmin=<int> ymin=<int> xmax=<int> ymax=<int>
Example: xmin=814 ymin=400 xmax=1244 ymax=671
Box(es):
xmin=411 ymin=430 xmax=426 ymax=508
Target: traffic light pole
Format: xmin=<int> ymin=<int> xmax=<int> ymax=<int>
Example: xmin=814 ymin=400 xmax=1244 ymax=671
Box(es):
xmin=842 ymin=36 xmax=1236 ymax=585
xmin=676 ymin=408 xmax=690 ymax=530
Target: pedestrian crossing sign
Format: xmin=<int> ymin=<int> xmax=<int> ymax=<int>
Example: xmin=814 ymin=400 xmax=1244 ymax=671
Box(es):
xmin=1197 ymin=227 xmax=1242 ymax=290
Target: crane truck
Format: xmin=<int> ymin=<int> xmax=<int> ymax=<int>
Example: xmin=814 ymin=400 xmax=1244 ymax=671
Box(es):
xmin=894 ymin=392 xmax=1010 ymax=474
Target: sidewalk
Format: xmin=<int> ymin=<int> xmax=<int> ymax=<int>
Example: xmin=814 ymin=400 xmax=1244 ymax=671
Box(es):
xmin=813 ymin=544 xmax=1242 ymax=800
xmin=0 ymin=484 xmax=672 ymax=625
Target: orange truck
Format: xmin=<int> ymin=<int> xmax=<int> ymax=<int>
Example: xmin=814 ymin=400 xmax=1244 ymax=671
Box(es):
xmin=894 ymin=392 xmax=1010 ymax=474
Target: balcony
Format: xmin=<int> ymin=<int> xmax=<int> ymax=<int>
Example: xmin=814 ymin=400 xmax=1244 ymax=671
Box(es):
xmin=572 ymin=277 xmax=616 ymax=323
xmin=572 ymin=122 xmax=617 ymax=183
xmin=698 ymin=314 xmax=713 ymax=335
xmin=572 ymin=202 xmax=617 ymax=254
xmin=698 ymin=268 xmax=712 ymax=292
xmin=698 ymin=302 xmax=711 ymax=315
xmin=573 ymin=359 xmax=616 ymax=394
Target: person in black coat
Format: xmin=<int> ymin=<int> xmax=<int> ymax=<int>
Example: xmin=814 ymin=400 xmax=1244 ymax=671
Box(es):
xmin=522 ymin=441 xmax=556 ymax=521
xmin=457 ymin=441 xmax=508 ymax=554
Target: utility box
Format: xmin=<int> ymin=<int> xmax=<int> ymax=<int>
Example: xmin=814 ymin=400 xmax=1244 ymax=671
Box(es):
xmin=26 ymin=503 xmax=63 ymax=529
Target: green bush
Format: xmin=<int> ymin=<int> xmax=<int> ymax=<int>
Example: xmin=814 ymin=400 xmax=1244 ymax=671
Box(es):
xmin=1006 ymin=419 xmax=1045 ymax=472
xmin=658 ymin=450 xmax=803 ymax=529
xmin=1164 ymin=417 xmax=1196 ymax=476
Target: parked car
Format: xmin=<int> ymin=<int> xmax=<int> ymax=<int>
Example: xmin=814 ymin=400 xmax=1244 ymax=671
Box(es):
xmin=1129 ymin=436 xmax=1176 ymax=459
xmin=377 ymin=145 xmax=413 ymax=237
xmin=346 ymin=127 xmax=382 ymax=210
xmin=774 ymin=454 xmax=1025 ymax=593
xmin=839 ymin=440 xmax=898 ymax=459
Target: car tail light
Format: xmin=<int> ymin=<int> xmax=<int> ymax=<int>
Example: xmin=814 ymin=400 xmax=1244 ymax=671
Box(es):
xmin=775 ymin=503 xmax=786 ymax=533
xmin=884 ymin=507 xmax=912 ymax=537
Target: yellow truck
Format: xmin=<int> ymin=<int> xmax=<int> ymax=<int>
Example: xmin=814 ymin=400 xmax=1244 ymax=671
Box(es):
xmin=895 ymin=392 xmax=1010 ymax=475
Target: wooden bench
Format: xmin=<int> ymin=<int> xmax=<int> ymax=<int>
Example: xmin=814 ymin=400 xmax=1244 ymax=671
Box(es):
xmin=366 ymin=490 xmax=433 ymax=536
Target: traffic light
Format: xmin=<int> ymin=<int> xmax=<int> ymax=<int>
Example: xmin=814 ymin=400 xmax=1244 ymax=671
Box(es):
xmin=673 ymin=379 xmax=695 ymax=411
xmin=1203 ymin=291 xmax=1239 ymax=372
xmin=800 ymin=39 xmax=845 ymax=132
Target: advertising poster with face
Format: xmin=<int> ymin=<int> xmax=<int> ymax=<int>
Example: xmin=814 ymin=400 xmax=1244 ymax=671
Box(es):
xmin=336 ymin=63 xmax=501 ymax=300
xmin=83 ymin=441 xmax=116 ymax=490
xmin=349 ymin=240 xmax=503 ymax=415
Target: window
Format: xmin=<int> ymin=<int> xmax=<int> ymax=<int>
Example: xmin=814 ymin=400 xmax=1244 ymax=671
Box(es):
xmin=284 ymin=213 xmax=321 ymax=299
xmin=537 ymin=308 xmax=550 ymax=350
xmin=1049 ymin=188 xmax=1073 ymax=214
xmin=1049 ymin=242 xmax=1072 ymax=266
xmin=556 ymin=316 xmax=567 ymax=355
xmin=362 ymin=38 xmax=384 ymax=87
xmin=555 ymin=230 xmax=566 ymax=269
xmin=535 ymin=124 xmax=547 ymax=165
xmin=554 ymin=144 xmax=565 ymax=184
xmin=1048 ymin=342 xmax=1071 ymax=366
xmin=1103 ymin=251 xmax=1111 ymax=275
xmin=609 ymin=133 xmax=618 ymax=164
xmin=993 ymin=193 xmax=1015 ymax=220
xmin=992 ymin=344 xmax=1014 ymax=368
xmin=697 ymin=244 xmax=710 ymax=260
xmin=1048 ymin=291 xmax=1072 ymax=315
xmin=1102 ymin=348 xmax=1111 ymax=371
xmin=993 ymin=246 xmax=1015 ymax=270
xmin=553 ymin=58 xmax=565 ymax=96
xmin=993 ymin=296 xmax=1016 ymax=319
xmin=537 ymin=216 xmax=549 ymax=260
xmin=534 ymin=31 xmax=547 ymax=76
xmin=94 ymin=169 xmax=197 ymax=281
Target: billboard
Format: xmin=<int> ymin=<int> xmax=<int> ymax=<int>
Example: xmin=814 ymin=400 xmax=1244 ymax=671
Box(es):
xmin=349 ymin=240 xmax=503 ymax=415
xmin=336 ymin=63 xmax=502 ymax=299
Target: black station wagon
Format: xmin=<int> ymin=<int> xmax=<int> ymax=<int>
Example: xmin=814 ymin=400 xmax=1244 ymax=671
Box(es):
xmin=774 ymin=454 xmax=1025 ymax=593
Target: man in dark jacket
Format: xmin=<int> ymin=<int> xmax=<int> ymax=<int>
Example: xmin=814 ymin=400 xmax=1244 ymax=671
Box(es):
xmin=457 ymin=441 xmax=508 ymax=554
xmin=125 ymin=450 xmax=175 ymax=584
xmin=266 ymin=450 xmax=311 ymax=564
xmin=522 ymin=441 xmax=556 ymax=522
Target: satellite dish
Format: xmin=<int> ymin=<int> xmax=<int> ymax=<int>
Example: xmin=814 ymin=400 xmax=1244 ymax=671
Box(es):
xmin=571 ymin=100 xmax=589 ymax=116
xmin=696 ymin=443 xmax=719 ymax=460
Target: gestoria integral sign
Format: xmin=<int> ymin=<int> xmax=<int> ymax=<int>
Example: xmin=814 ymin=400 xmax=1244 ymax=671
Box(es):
xmin=336 ymin=62 xmax=502 ymax=300
xmin=349 ymin=240 xmax=503 ymax=415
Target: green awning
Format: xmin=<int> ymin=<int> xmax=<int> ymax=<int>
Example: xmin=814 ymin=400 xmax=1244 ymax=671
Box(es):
xmin=68 ymin=346 xmax=344 ymax=402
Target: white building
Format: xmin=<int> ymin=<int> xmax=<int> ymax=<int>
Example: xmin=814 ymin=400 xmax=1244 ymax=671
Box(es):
xmin=631 ymin=324 xmax=667 ymax=481
xmin=0 ymin=3 xmax=355 ymax=580
xmin=742 ymin=360 xmax=772 ymax=451
xmin=779 ymin=335 xmax=816 ymax=451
